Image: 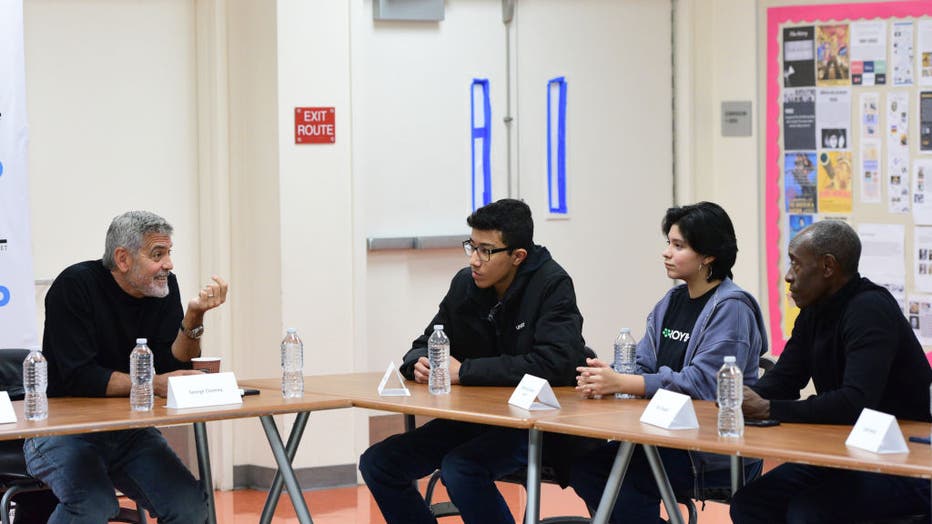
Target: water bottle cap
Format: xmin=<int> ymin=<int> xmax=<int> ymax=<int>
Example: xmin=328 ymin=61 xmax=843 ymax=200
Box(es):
xmin=286 ymin=328 xmax=297 ymax=334
xmin=434 ymin=324 xmax=444 ymax=331
xmin=136 ymin=338 xmax=147 ymax=344
xmin=724 ymin=356 xmax=736 ymax=363
xmin=619 ymin=328 xmax=631 ymax=333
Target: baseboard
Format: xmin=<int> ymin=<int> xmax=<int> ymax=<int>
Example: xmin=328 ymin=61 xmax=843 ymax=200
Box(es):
xmin=233 ymin=463 xmax=358 ymax=491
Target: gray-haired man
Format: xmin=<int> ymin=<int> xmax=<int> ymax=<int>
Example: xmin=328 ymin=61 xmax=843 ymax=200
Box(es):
xmin=23 ymin=211 xmax=227 ymax=523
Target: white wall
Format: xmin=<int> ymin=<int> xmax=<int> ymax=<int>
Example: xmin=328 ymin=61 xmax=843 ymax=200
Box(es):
xmin=273 ymin=0 xmax=357 ymax=470
xmin=23 ymin=0 xmax=767 ymax=489
xmin=514 ymin=0 xmax=674 ymax=353
xmin=24 ymin=0 xmax=200 ymax=296
xmin=354 ymin=1 xmax=509 ymax=239
xmin=677 ymin=0 xmax=762 ymax=301
xmin=226 ymin=0 xmax=286 ymax=478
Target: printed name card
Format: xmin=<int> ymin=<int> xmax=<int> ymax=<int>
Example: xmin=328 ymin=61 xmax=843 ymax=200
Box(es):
xmin=508 ymin=374 xmax=561 ymax=411
xmin=0 ymin=392 xmax=16 ymax=424
xmin=377 ymin=361 xmax=410 ymax=397
xmin=639 ymin=388 xmax=699 ymax=430
xmin=845 ymin=408 xmax=909 ymax=454
xmin=166 ymin=372 xmax=242 ymax=409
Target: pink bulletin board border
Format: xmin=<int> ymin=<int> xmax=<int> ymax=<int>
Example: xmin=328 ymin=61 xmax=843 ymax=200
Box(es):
xmin=765 ymin=1 xmax=932 ymax=356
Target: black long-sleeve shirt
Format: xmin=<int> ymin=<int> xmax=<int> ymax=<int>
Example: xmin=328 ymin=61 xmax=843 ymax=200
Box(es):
xmin=43 ymin=260 xmax=190 ymax=397
xmin=753 ymin=276 xmax=932 ymax=424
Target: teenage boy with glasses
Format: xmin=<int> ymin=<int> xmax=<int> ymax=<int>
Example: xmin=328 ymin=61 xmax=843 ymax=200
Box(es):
xmin=359 ymin=198 xmax=592 ymax=524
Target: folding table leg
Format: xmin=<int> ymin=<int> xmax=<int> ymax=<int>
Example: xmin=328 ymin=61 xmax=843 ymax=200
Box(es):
xmin=193 ymin=422 xmax=217 ymax=524
xmin=524 ymin=428 xmax=543 ymax=524
xmin=260 ymin=411 xmax=310 ymax=524
xmin=260 ymin=415 xmax=314 ymax=524
xmin=642 ymin=444 xmax=684 ymax=524
xmin=730 ymin=455 xmax=745 ymax=495
xmin=590 ymin=441 xmax=636 ymax=524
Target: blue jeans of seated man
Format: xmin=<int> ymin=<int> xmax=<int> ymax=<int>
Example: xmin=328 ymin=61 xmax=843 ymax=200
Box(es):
xmin=359 ymin=419 xmax=529 ymax=524
xmin=730 ymin=463 xmax=930 ymax=523
xmin=570 ymin=441 xmax=762 ymax=524
xmin=24 ymin=427 xmax=208 ymax=524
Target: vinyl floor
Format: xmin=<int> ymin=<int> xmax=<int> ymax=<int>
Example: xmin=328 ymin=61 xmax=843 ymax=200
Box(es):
xmin=209 ymin=480 xmax=732 ymax=523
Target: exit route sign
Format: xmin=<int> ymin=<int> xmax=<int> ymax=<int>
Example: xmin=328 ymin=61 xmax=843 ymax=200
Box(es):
xmin=295 ymin=107 xmax=335 ymax=144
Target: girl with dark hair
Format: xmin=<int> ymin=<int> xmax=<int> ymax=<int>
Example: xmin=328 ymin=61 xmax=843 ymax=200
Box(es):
xmin=570 ymin=202 xmax=767 ymax=523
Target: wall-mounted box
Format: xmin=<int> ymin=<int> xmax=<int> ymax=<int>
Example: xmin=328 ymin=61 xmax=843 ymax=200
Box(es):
xmin=373 ymin=0 xmax=444 ymax=22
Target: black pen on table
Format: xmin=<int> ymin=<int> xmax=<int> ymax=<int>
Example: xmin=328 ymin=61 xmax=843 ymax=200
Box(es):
xmin=908 ymin=436 xmax=931 ymax=445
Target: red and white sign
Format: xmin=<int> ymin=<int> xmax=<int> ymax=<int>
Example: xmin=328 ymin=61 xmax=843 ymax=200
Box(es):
xmin=294 ymin=107 xmax=335 ymax=144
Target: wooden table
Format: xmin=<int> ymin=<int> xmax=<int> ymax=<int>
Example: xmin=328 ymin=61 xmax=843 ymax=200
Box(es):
xmin=536 ymin=395 xmax=932 ymax=524
xmin=0 ymin=392 xmax=351 ymax=524
xmin=241 ymin=374 xmax=932 ymax=524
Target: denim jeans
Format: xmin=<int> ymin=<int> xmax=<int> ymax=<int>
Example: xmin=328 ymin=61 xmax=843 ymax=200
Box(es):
xmin=730 ymin=463 xmax=930 ymax=523
xmin=24 ymin=428 xmax=208 ymax=524
xmin=570 ymin=441 xmax=761 ymax=524
xmin=359 ymin=419 xmax=529 ymax=524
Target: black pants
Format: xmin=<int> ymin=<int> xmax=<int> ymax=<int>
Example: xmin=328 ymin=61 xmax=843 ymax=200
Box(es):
xmin=731 ymin=463 xmax=930 ymax=523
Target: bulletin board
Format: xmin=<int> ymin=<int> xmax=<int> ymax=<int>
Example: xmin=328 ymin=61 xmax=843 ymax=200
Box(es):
xmin=763 ymin=0 xmax=932 ymax=359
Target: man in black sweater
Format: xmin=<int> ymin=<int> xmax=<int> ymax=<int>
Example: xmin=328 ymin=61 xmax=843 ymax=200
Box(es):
xmin=359 ymin=199 xmax=589 ymax=524
xmin=731 ymin=220 xmax=932 ymax=523
xmin=22 ymin=211 xmax=227 ymax=523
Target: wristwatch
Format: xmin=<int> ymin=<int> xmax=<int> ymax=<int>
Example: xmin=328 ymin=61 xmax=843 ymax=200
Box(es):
xmin=181 ymin=324 xmax=204 ymax=340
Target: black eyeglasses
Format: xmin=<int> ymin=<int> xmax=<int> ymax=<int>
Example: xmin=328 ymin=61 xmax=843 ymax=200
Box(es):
xmin=462 ymin=240 xmax=510 ymax=262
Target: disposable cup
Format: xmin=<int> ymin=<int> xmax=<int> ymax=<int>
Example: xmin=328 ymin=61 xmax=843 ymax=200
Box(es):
xmin=192 ymin=357 xmax=221 ymax=374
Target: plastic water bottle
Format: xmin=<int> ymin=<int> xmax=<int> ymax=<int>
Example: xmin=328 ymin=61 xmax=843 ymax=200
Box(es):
xmin=717 ymin=355 xmax=744 ymax=437
xmin=612 ymin=328 xmax=638 ymax=399
xmin=281 ymin=328 xmax=304 ymax=398
xmin=130 ymin=338 xmax=154 ymax=412
xmin=428 ymin=325 xmax=451 ymax=395
xmin=23 ymin=349 xmax=48 ymax=421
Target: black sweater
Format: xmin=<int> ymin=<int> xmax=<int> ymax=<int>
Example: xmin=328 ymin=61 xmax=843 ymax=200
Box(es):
xmin=753 ymin=276 xmax=932 ymax=424
xmin=400 ymin=246 xmax=587 ymax=386
xmin=43 ymin=260 xmax=190 ymax=397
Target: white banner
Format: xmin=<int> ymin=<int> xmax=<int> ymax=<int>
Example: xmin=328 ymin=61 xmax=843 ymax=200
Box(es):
xmin=0 ymin=0 xmax=39 ymax=349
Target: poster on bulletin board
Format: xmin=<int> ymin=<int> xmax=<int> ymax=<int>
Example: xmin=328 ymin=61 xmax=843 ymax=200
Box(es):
xmin=763 ymin=1 xmax=932 ymax=363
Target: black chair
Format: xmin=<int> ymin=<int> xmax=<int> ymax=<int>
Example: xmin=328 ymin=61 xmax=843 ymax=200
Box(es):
xmin=0 ymin=349 xmax=146 ymax=524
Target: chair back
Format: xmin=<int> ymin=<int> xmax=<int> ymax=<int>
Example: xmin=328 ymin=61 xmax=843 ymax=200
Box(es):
xmin=0 ymin=350 xmax=29 ymax=401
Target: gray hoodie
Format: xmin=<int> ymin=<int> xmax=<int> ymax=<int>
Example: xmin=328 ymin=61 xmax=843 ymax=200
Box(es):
xmin=637 ymin=277 xmax=768 ymax=474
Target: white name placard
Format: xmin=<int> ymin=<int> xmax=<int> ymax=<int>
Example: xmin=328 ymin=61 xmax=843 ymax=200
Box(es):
xmin=377 ymin=361 xmax=410 ymax=397
xmin=166 ymin=372 xmax=242 ymax=409
xmin=508 ymin=374 xmax=561 ymax=411
xmin=639 ymin=388 xmax=699 ymax=430
xmin=845 ymin=408 xmax=909 ymax=454
xmin=0 ymin=392 xmax=16 ymax=424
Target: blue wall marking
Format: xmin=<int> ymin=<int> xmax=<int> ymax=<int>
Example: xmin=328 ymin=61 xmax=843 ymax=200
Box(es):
xmin=471 ymin=79 xmax=492 ymax=211
xmin=547 ymin=77 xmax=567 ymax=215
